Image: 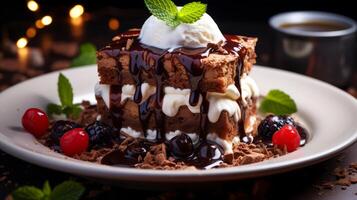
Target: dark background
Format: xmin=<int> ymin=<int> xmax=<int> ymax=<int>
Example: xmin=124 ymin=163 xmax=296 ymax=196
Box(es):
xmin=1 ymin=0 xmax=357 ymax=38
xmin=1 ymin=0 xmax=356 ymax=68
xmin=2 ymin=0 xmax=357 ymax=21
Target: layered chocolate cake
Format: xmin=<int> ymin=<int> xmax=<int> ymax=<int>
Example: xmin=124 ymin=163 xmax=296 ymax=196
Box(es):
xmin=20 ymin=1 xmax=308 ymax=170
xmin=94 ymin=10 xmax=259 ymax=160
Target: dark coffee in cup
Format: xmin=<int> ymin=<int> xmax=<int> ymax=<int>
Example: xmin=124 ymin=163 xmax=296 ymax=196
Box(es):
xmin=270 ymin=12 xmax=356 ymax=87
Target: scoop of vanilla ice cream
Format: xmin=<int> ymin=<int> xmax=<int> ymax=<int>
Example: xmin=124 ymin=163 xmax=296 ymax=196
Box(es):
xmin=139 ymin=12 xmax=225 ymax=50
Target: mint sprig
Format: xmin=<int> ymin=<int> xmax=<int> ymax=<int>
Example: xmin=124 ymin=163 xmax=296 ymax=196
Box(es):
xmin=12 ymin=181 xmax=84 ymax=200
xmin=144 ymin=0 xmax=179 ymax=27
xmin=71 ymin=43 xmax=97 ymax=68
xmin=47 ymin=73 xmax=82 ymax=119
xmin=50 ymin=181 xmax=85 ymax=200
xmin=144 ymin=0 xmax=207 ymax=27
xmin=12 ymin=186 xmax=44 ymax=200
xmin=177 ymin=2 xmax=207 ymax=23
xmin=260 ymin=89 xmax=297 ymax=115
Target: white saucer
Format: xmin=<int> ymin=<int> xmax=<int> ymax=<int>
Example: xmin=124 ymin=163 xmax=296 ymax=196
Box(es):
xmin=0 ymin=65 xmax=356 ymax=183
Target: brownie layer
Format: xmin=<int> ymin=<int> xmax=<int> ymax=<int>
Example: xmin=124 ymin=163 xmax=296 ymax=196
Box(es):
xmin=97 ymin=31 xmax=257 ymax=93
xmin=96 ymin=94 xmax=257 ymax=142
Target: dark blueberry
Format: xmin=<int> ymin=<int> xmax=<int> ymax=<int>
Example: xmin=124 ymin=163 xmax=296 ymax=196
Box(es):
xmin=195 ymin=141 xmax=224 ymax=168
xmin=258 ymin=115 xmax=295 ymax=141
xmin=85 ymin=121 xmax=113 ymax=148
xmin=295 ymin=124 xmax=308 ymax=146
xmin=50 ymin=120 xmax=81 ymax=144
xmin=168 ymin=134 xmax=194 ymax=158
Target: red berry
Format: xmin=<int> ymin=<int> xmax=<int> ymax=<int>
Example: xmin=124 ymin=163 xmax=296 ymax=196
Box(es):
xmin=22 ymin=108 xmax=49 ymax=138
xmin=272 ymin=125 xmax=301 ymax=152
xmin=60 ymin=128 xmax=89 ymax=156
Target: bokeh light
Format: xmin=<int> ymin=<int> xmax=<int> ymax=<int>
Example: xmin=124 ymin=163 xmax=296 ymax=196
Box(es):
xmin=27 ymin=1 xmax=39 ymax=12
xmin=35 ymin=19 xmax=44 ymax=29
xmin=108 ymin=18 xmax=120 ymax=30
xmin=16 ymin=38 xmax=28 ymax=49
xmin=69 ymin=5 xmax=84 ymax=18
xmin=41 ymin=15 xmax=52 ymax=26
xmin=26 ymin=27 xmax=37 ymax=38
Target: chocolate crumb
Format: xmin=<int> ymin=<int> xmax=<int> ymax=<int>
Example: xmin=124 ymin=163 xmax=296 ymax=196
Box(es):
xmin=350 ymin=162 xmax=357 ymax=170
xmin=333 ymin=167 xmax=348 ymax=178
xmin=112 ymin=36 xmax=121 ymax=41
xmin=335 ymin=177 xmax=351 ymax=186
xmin=349 ymin=174 xmax=357 ymax=183
xmin=321 ymin=182 xmax=334 ymax=190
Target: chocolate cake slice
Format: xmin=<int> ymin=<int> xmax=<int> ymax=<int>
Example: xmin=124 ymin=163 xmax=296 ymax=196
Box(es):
xmin=95 ymin=29 xmax=259 ymax=157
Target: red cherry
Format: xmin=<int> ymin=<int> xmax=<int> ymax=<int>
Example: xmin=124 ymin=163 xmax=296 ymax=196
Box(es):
xmin=22 ymin=108 xmax=49 ymax=138
xmin=60 ymin=128 xmax=89 ymax=156
xmin=272 ymin=124 xmax=301 ymax=152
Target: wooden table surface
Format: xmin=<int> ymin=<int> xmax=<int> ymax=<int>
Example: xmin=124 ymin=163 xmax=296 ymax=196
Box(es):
xmin=0 ymin=8 xmax=356 ymax=200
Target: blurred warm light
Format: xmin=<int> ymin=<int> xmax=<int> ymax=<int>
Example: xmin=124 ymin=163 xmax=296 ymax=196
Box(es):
xmin=69 ymin=5 xmax=84 ymax=18
xmin=27 ymin=1 xmax=39 ymax=12
xmin=41 ymin=16 xmax=52 ymax=26
xmin=16 ymin=38 xmax=28 ymax=49
xmin=35 ymin=19 xmax=44 ymax=29
xmin=26 ymin=27 xmax=37 ymax=38
xmin=108 ymin=18 xmax=120 ymax=30
xmin=70 ymin=17 xmax=83 ymax=26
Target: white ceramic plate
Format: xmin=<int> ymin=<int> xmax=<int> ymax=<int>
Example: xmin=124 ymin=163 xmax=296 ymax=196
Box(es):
xmin=0 ymin=65 xmax=356 ymax=183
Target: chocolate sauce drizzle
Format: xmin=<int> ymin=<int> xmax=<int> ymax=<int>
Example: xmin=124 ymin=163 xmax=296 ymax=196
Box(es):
xmin=103 ymin=30 xmax=248 ymax=144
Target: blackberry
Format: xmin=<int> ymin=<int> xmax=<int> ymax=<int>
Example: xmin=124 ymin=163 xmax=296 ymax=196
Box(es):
xmin=258 ymin=115 xmax=295 ymax=141
xmin=168 ymin=134 xmax=194 ymax=158
xmin=50 ymin=120 xmax=81 ymax=144
xmin=85 ymin=121 xmax=113 ymax=148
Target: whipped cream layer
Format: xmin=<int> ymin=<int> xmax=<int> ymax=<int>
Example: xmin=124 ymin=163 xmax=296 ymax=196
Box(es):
xmin=95 ymin=75 xmax=259 ymax=154
xmin=139 ymin=11 xmax=225 ymax=50
xmin=95 ymin=74 xmax=259 ymax=124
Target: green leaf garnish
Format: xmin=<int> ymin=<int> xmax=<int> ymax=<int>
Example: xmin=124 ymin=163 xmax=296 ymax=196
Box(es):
xmin=58 ymin=73 xmax=73 ymax=107
xmin=177 ymin=2 xmax=207 ymax=23
xmin=71 ymin=43 xmax=97 ymax=67
xmin=12 ymin=180 xmax=84 ymax=200
xmin=62 ymin=105 xmax=82 ymax=119
xmin=42 ymin=181 xmax=51 ymax=198
xmin=144 ymin=0 xmax=207 ymax=27
xmin=260 ymin=89 xmax=297 ymax=115
xmin=50 ymin=181 xmax=85 ymax=200
xmin=47 ymin=74 xmax=83 ymax=119
xmin=12 ymin=186 xmax=44 ymax=200
xmin=47 ymin=103 xmax=63 ymax=116
xmin=144 ymin=0 xmax=179 ymax=27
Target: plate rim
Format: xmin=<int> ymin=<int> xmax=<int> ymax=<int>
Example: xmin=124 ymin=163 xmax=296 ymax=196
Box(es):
xmin=0 ymin=65 xmax=356 ymax=182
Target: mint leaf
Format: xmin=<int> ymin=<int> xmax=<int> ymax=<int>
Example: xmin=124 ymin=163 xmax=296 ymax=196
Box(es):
xmin=47 ymin=103 xmax=62 ymax=115
xmin=50 ymin=181 xmax=85 ymax=200
xmin=260 ymin=89 xmax=297 ymax=115
xmin=71 ymin=43 xmax=97 ymax=67
xmin=144 ymin=0 xmax=179 ymax=27
xmin=178 ymin=2 xmax=206 ymax=23
xmin=42 ymin=181 xmax=51 ymax=197
xmin=63 ymin=105 xmax=83 ymax=119
xmin=48 ymin=74 xmax=83 ymax=119
xmin=12 ymin=186 xmax=44 ymax=200
xmin=70 ymin=105 xmax=83 ymax=119
xmin=58 ymin=73 xmax=73 ymax=107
